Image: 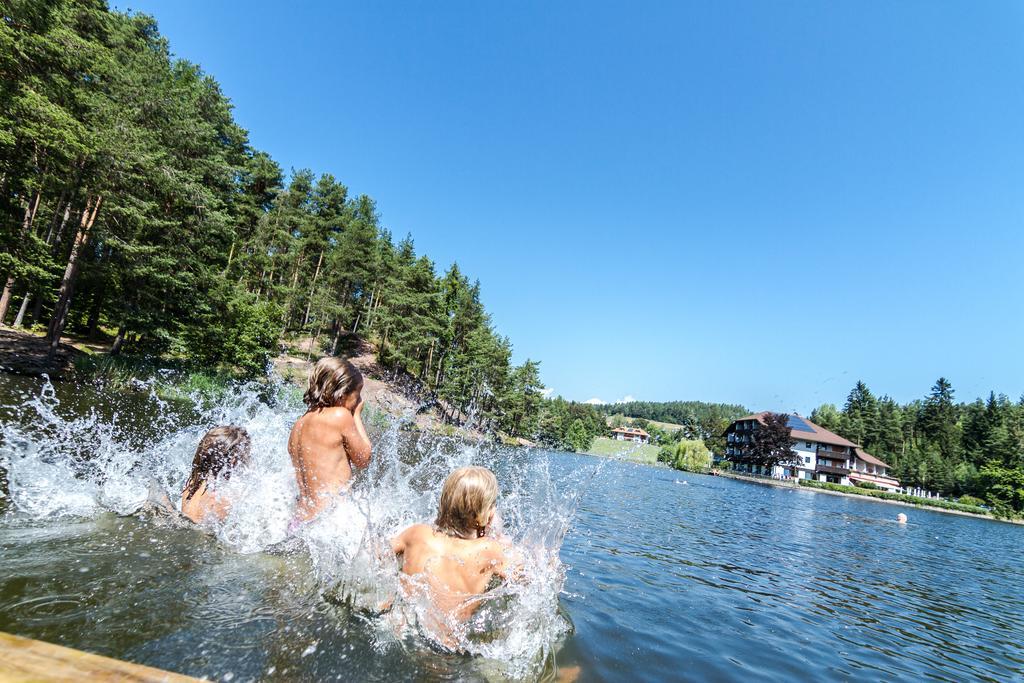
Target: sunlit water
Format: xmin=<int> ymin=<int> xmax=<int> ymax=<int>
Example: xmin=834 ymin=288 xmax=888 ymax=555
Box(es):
xmin=2 ymin=373 xmax=1024 ymax=681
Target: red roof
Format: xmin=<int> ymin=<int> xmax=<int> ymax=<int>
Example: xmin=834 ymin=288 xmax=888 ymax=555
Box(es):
xmin=854 ymin=448 xmax=892 ymax=470
xmin=611 ymin=427 xmax=650 ymax=437
xmin=730 ymin=412 xmax=858 ymax=449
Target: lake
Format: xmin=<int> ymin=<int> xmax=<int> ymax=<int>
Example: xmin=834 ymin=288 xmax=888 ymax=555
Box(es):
xmin=1 ymin=374 xmax=1023 ymax=681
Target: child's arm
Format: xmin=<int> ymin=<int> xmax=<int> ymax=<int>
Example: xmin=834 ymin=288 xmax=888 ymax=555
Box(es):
xmin=391 ymin=527 xmax=409 ymax=556
xmin=486 ymin=539 xmax=527 ymax=582
xmin=340 ymin=399 xmax=372 ymax=468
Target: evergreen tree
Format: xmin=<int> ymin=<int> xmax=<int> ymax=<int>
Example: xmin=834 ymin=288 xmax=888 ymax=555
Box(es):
xmin=920 ymin=378 xmax=960 ymax=461
xmin=809 ymin=403 xmax=842 ymax=433
xmin=565 ymin=419 xmax=591 ymax=453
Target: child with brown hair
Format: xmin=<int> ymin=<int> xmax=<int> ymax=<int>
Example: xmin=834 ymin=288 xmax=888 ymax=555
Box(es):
xmin=390 ymin=466 xmax=521 ymax=643
xmin=288 ymin=356 xmax=372 ymax=524
xmin=181 ymin=425 xmax=252 ymax=524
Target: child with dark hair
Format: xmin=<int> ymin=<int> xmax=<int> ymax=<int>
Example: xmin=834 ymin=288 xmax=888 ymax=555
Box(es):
xmin=288 ymin=357 xmax=372 ymax=524
xmin=181 ymin=425 xmax=252 ymax=524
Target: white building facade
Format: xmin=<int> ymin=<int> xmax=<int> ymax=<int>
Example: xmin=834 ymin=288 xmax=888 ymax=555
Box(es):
xmin=724 ymin=413 xmax=900 ymax=492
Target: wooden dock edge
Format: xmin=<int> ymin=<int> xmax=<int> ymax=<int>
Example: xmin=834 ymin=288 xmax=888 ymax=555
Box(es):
xmin=0 ymin=632 xmax=201 ymax=682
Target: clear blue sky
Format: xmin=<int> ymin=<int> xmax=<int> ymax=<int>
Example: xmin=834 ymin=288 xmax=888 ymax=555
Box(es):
xmin=119 ymin=0 xmax=1024 ymax=411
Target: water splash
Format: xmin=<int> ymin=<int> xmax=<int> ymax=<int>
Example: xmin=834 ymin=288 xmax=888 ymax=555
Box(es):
xmin=0 ymin=373 xmax=594 ymax=679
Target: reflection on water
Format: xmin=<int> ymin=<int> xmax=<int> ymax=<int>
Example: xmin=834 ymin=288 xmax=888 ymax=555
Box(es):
xmin=2 ymin=373 xmax=1024 ymax=681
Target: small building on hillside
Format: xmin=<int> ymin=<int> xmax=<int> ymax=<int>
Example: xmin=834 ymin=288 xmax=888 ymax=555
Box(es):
xmin=723 ymin=412 xmax=900 ymax=491
xmin=611 ymin=427 xmax=650 ymax=444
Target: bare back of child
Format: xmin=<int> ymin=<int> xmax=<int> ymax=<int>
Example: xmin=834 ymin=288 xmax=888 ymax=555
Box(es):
xmin=391 ymin=466 xmax=519 ymax=644
xmin=289 ymin=357 xmax=372 ymax=523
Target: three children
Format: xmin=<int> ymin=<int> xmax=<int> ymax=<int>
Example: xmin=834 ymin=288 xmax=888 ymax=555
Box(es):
xmin=182 ymin=356 xmax=525 ymax=648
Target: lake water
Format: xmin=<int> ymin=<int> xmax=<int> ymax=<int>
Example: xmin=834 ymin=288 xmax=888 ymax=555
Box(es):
xmin=1 ymin=374 xmax=1023 ymax=681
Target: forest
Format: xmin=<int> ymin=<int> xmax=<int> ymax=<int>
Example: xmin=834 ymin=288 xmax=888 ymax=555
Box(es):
xmin=0 ymin=0 xmax=610 ymax=447
xmin=599 ymin=400 xmax=749 ymax=452
xmin=810 ymin=379 xmax=1024 ymax=516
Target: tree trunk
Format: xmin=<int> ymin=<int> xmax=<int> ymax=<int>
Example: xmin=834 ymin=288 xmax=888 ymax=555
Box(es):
xmin=46 ymin=195 xmax=102 ymax=359
xmin=110 ymin=324 xmax=127 ymax=355
xmin=0 ymin=190 xmax=44 ymax=323
xmin=43 ymin=187 xmax=69 ymax=243
xmin=283 ymin=253 xmax=303 ymax=328
xmin=355 ymin=286 xmax=377 ymax=334
xmin=330 ymin=323 xmax=341 ymax=356
xmin=86 ymin=289 xmax=105 ymax=339
xmin=30 ymin=292 xmax=44 ymax=324
xmin=13 ymin=293 xmax=31 ymax=327
xmin=25 ymin=188 xmax=42 ymax=232
xmin=0 ymin=277 xmax=14 ymax=324
xmin=425 ymin=339 xmax=435 ymax=379
xmin=302 ymin=249 xmax=324 ymax=327
xmin=50 ymin=162 xmax=84 ymax=248
xmin=306 ymin=313 xmax=323 ymax=362
xmin=223 ymin=240 xmax=236 ymax=276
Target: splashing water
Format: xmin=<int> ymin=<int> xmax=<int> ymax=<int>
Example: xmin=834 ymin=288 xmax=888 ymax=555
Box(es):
xmin=0 ymin=373 xmax=597 ymax=679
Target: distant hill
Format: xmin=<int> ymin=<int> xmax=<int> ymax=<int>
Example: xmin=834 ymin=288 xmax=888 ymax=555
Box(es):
xmin=598 ymin=400 xmax=749 ymax=441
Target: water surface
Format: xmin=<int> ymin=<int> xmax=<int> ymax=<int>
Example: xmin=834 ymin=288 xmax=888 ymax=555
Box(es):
xmin=1 ymin=374 xmax=1022 ymax=681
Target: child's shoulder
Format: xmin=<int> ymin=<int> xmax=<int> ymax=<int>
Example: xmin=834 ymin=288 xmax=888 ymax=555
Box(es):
xmin=471 ymin=537 xmax=507 ymax=559
xmin=401 ymin=522 xmax=435 ymax=542
xmin=306 ymin=406 xmax=352 ymax=424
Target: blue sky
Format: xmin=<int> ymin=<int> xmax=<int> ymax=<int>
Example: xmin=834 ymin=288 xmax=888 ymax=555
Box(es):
xmin=120 ymin=1 xmax=1024 ymax=411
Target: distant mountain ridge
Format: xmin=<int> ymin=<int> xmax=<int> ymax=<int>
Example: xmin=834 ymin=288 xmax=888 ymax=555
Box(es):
xmin=597 ymin=400 xmax=749 ymax=427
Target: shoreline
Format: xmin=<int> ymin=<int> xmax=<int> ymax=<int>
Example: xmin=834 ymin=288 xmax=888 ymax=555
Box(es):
xmin=717 ymin=471 xmax=1024 ymax=525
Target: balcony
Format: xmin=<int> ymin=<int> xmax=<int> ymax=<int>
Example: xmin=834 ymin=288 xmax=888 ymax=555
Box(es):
xmin=815 ymin=464 xmax=850 ymax=476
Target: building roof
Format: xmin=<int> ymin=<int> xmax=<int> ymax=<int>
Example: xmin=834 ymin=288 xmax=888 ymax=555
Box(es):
xmin=854 ymin=448 xmax=892 ymax=470
xmin=611 ymin=427 xmax=650 ymax=438
xmin=729 ymin=412 xmax=858 ymax=449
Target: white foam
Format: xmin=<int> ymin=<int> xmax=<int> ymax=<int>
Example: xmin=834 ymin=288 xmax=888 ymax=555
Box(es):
xmin=0 ymin=374 xmax=593 ymax=677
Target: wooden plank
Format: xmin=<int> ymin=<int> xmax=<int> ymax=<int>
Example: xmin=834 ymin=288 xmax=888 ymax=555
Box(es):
xmin=0 ymin=632 xmax=201 ymax=683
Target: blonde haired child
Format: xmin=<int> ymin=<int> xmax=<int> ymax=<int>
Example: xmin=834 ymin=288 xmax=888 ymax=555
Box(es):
xmin=391 ymin=466 xmax=521 ymax=643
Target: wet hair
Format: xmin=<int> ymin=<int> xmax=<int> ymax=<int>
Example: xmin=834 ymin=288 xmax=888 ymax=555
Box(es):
xmin=304 ymin=356 xmax=363 ymax=410
xmin=183 ymin=426 xmax=252 ymax=501
xmin=435 ymin=466 xmax=499 ymax=538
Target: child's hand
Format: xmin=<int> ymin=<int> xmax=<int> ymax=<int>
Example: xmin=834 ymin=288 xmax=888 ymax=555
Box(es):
xmin=354 ymin=396 xmax=365 ymax=416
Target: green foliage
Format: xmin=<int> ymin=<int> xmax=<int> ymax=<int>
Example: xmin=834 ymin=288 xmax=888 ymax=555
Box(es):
xmin=535 ymin=398 xmax=607 ymax=452
xmin=596 ymin=400 xmax=748 ymax=453
xmin=565 ymin=419 xmax=592 ymax=453
xmin=956 ymin=495 xmax=985 ymax=507
xmin=178 ymin=289 xmax=283 ymax=377
xmin=0 ymin=1 xmax=564 ymax=439
xmin=740 ymin=412 xmax=796 ymax=469
xmin=979 ymin=464 xmax=1024 ymax=519
xmin=798 ymin=480 xmax=995 ymax=517
xmin=853 ymin=481 xmax=879 ymax=490
xmin=809 ymin=378 xmax=1024 ymax=515
xmin=668 ymin=439 xmax=712 ymax=473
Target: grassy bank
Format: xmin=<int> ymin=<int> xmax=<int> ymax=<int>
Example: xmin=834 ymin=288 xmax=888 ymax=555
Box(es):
xmin=584 ymin=436 xmax=661 ymax=463
xmin=72 ymin=354 xmax=276 ymax=404
xmin=797 ymin=479 xmax=997 ymax=516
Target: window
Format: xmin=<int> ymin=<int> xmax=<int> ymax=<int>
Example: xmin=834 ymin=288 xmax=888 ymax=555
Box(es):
xmin=805 ymin=442 xmax=813 ymax=449
xmin=804 ymin=456 xmax=811 ymax=464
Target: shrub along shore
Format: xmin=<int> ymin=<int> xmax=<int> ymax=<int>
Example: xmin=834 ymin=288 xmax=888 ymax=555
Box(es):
xmin=718 ymin=471 xmax=1022 ymax=524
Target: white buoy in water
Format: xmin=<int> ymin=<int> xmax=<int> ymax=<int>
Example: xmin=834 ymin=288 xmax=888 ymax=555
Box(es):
xmin=897 ymin=513 xmax=908 ymax=524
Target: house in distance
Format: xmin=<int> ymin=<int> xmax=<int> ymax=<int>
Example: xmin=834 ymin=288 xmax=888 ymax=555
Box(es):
xmin=610 ymin=426 xmax=650 ymax=444
xmin=723 ymin=412 xmax=901 ymax=492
